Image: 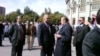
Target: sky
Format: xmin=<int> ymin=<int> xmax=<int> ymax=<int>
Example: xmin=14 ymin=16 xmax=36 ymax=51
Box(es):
xmin=0 ymin=0 xmax=67 ymax=15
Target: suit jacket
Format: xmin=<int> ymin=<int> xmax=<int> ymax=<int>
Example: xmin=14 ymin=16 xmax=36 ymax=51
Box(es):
xmin=30 ymin=25 xmax=36 ymax=36
xmin=73 ymin=24 xmax=90 ymax=46
xmin=9 ymin=23 xmax=26 ymax=46
xmin=82 ymin=26 xmax=100 ymax=56
xmin=37 ymin=23 xmax=56 ymax=50
xmin=54 ymin=23 xmax=73 ymax=56
xmin=0 ymin=23 xmax=4 ymax=35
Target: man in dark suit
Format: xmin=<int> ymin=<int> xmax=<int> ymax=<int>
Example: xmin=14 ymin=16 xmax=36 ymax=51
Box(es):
xmin=54 ymin=16 xmax=73 ymax=56
xmin=0 ymin=21 xmax=4 ymax=46
xmin=82 ymin=9 xmax=100 ymax=56
xmin=37 ymin=14 xmax=55 ymax=56
xmin=9 ymin=16 xmax=26 ymax=56
xmin=73 ymin=17 xmax=90 ymax=56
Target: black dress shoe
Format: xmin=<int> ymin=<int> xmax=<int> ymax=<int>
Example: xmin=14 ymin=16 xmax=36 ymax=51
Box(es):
xmin=0 ymin=45 xmax=4 ymax=46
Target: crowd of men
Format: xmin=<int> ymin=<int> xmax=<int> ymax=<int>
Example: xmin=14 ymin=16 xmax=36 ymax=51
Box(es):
xmin=0 ymin=9 xmax=100 ymax=56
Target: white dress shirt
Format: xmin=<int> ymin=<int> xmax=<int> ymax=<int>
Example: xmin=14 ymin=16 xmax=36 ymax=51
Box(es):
xmin=96 ymin=24 xmax=100 ymax=29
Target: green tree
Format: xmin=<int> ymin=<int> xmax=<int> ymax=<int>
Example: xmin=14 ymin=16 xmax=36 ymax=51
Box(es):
xmin=24 ymin=6 xmax=31 ymax=15
xmin=0 ymin=15 xmax=4 ymax=21
xmin=37 ymin=13 xmax=44 ymax=22
xmin=16 ymin=9 xmax=22 ymax=15
xmin=4 ymin=6 xmax=39 ymax=22
xmin=6 ymin=12 xmax=18 ymax=22
xmin=23 ymin=15 xmax=31 ymax=22
xmin=37 ymin=11 xmax=64 ymax=24
xmin=37 ymin=16 xmax=43 ymax=22
xmin=23 ymin=6 xmax=39 ymax=22
xmin=51 ymin=12 xmax=64 ymax=24
xmin=23 ymin=10 xmax=39 ymax=22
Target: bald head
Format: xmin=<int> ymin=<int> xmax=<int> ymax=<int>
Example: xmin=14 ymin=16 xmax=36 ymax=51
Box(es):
xmin=43 ymin=14 xmax=50 ymax=23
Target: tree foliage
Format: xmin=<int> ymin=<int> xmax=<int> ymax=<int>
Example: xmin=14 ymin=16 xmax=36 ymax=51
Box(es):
xmin=3 ymin=7 xmax=64 ymax=24
xmin=6 ymin=11 xmax=19 ymax=22
xmin=50 ymin=12 xmax=64 ymax=24
xmin=16 ymin=9 xmax=22 ymax=15
xmin=37 ymin=11 xmax=64 ymax=25
xmin=5 ymin=7 xmax=39 ymax=22
xmin=0 ymin=15 xmax=4 ymax=21
xmin=23 ymin=6 xmax=39 ymax=22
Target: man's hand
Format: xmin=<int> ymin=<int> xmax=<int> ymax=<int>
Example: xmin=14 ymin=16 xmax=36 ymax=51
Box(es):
xmin=55 ymin=34 xmax=61 ymax=38
xmin=39 ymin=46 xmax=43 ymax=49
xmin=85 ymin=20 xmax=91 ymax=26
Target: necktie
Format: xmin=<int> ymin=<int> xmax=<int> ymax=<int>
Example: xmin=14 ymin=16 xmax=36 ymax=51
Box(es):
xmin=19 ymin=25 xmax=23 ymax=40
xmin=45 ymin=23 xmax=51 ymax=33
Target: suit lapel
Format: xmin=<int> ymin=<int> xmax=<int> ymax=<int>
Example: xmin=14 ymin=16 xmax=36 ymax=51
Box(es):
xmin=77 ymin=24 xmax=85 ymax=33
xmin=43 ymin=23 xmax=51 ymax=33
xmin=58 ymin=25 xmax=64 ymax=34
xmin=58 ymin=23 xmax=69 ymax=35
xmin=15 ymin=24 xmax=19 ymax=31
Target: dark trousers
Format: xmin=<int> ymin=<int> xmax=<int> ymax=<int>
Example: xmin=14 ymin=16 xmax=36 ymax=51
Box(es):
xmin=41 ymin=47 xmax=53 ymax=56
xmin=76 ymin=43 xmax=82 ymax=56
xmin=0 ymin=35 xmax=2 ymax=46
xmin=11 ymin=41 xmax=23 ymax=56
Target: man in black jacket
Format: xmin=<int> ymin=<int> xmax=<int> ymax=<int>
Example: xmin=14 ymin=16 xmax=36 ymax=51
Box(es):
xmin=0 ymin=21 xmax=4 ymax=46
xmin=37 ymin=14 xmax=55 ymax=56
xmin=82 ymin=9 xmax=100 ymax=56
xmin=73 ymin=17 xmax=90 ymax=56
xmin=9 ymin=16 xmax=26 ymax=56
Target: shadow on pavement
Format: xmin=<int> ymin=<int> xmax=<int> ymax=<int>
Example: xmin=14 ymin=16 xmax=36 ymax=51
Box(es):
xmin=3 ymin=45 xmax=11 ymax=47
xmin=23 ymin=46 xmax=40 ymax=51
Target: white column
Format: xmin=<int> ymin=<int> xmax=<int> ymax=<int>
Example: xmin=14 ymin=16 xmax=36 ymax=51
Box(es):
xmin=67 ymin=0 xmax=73 ymax=26
xmin=70 ymin=8 xmax=73 ymax=26
xmin=75 ymin=0 xmax=79 ymax=27
xmin=85 ymin=0 xmax=92 ymax=20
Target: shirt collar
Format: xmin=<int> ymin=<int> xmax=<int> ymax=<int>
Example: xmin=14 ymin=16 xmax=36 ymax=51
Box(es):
xmin=17 ymin=22 xmax=21 ymax=26
xmin=78 ymin=24 xmax=84 ymax=27
xmin=96 ymin=24 xmax=100 ymax=29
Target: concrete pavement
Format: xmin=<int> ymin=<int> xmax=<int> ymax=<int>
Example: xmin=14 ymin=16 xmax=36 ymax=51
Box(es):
xmin=0 ymin=38 xmax=76 ymax=56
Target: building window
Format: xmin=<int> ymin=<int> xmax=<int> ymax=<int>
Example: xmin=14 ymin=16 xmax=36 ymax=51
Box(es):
xmin=92 ymin=0 xmax=100 ymax=10
xmin=79 ymin=0 xmax=86 ymax=12
xmin=73 ymin=18 xmax=75 ymax=25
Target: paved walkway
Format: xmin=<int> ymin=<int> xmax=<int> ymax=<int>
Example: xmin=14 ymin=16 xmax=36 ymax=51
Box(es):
xmin=0 ymin=38 xmax=76 ymax=56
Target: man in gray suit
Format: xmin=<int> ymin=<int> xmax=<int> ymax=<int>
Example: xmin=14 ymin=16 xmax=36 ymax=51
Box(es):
xmin=9 ymin=16 xmax=26 ymax=56
xmin=82 ymin=9 xmax=100 ymax=56
xmin=54 ymin=16 xmax=73 ymax=56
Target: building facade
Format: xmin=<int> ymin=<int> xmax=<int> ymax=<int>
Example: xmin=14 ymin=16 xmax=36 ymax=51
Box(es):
xmin=66 ymin=0 xmax=100 ymax=27
xmin=0 ymin=6 xmax=5 ymax=15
